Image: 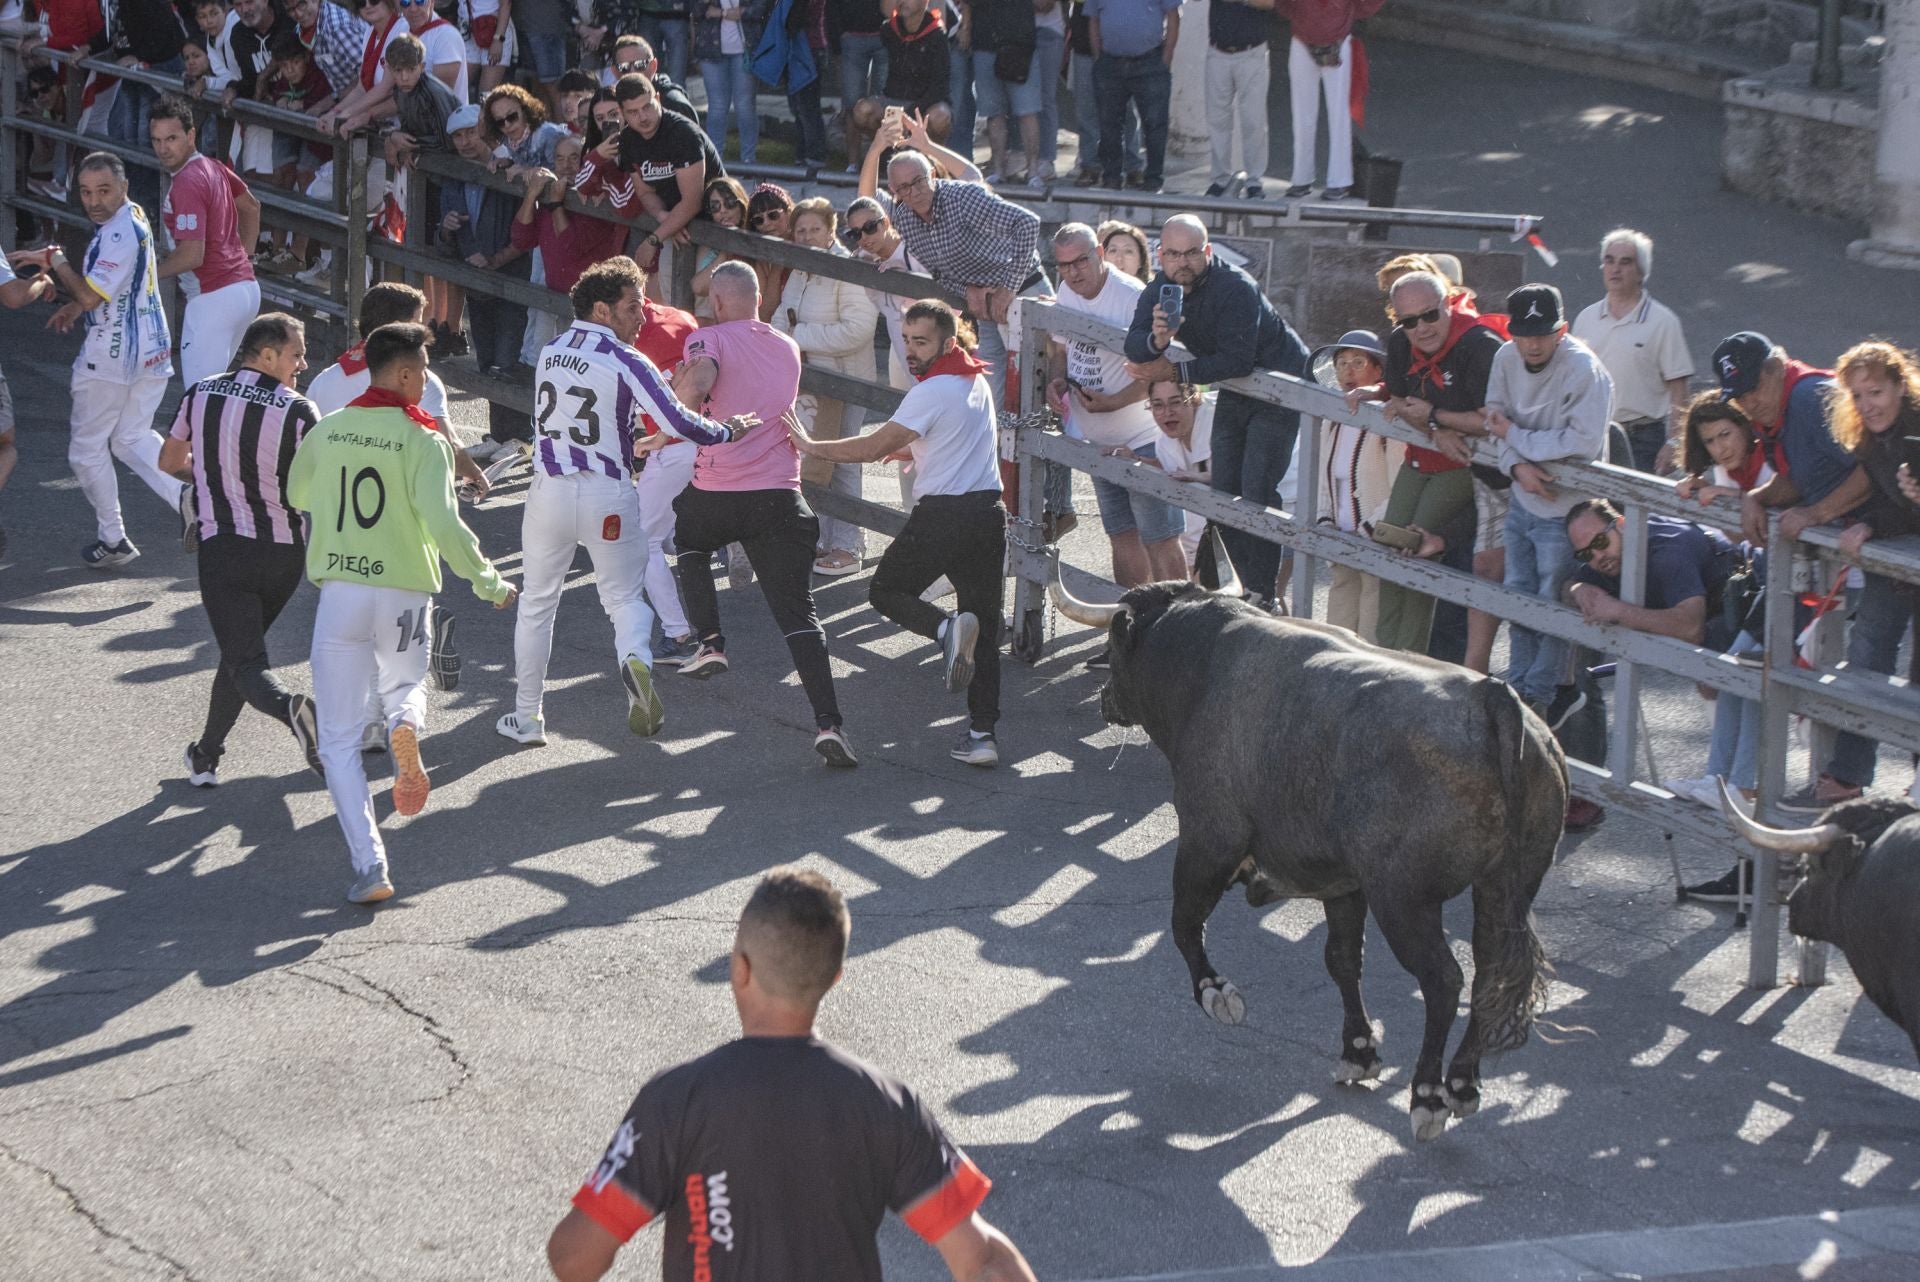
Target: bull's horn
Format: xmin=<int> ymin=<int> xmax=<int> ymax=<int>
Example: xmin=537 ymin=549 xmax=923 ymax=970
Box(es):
xmin=1048 ymin=557 xmax=1127 ymax=629
xmin=1717 ymin=778 xmax=1844 ymax=852
xmin=1204 ymin=524 xmax=1244 ymax=598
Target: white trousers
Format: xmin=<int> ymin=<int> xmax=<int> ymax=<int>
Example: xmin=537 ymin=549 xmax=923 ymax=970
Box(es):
xmin=1288 ymin=36 xmax=1354 ymax=190
xmin=311 ymin=580 xmax=432 ymax=874
xmin=513 ymin=468 xmax=655 ymax=720
xmin=69 ymin=374 xmax=175 ymax=545
xmin=636 ymin=441 xmax=696 ymax=639
xmin=1207 ymin=45 xmax=1271 ymax=189
xmin=180 ymin=279 xmax=262 ymax=388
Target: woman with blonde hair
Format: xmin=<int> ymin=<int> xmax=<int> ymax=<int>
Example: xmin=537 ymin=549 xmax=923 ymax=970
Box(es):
xmin=776 ymin=197 xmax=881 ymax=576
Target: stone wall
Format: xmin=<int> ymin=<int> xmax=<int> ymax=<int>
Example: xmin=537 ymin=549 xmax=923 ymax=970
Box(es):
xmin=1457 ymin=0 xmax=1881 ymax=64
xmin=1721 ymin=75 xmax=1880 ymax=223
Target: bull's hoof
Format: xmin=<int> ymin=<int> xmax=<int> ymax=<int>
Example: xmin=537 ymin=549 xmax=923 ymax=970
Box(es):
xmin=1444 ymin=1079 xmax=1480 ymax=1119
xmin=1334 ymin=1035 xmax=1383 ymax=1085
xmin=1410 ymin=1084 xmax=1450 ymax=1142
xmin=1198 ymin=978 xmax=1246 ymax=1025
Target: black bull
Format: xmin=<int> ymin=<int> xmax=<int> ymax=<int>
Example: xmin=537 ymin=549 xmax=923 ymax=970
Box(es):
xmin=1059 ymin=578 xmax=1566 ymax=1142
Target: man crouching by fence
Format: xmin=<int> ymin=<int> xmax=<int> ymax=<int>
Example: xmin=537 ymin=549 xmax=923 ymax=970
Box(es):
xmin=789 ymin=300 xmax=1008 ymax=768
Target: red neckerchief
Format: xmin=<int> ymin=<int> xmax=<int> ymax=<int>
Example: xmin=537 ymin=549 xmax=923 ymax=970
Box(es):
xmin=1726 ymin=448 xmax=1766 ymax=491
xmin=360 ymin=19 xmax=395 ymax=90
xmin=1403 ymin=307 xmax=1487 ymax=395
xmin=337 ymin=340 xmax=368 ymax=376
xmin=1750 ymin=359 xmax=1832 ymax=480
xmin=350 ymin=387 xmax=439 ymax=433
xmin=888 ymin=7 xmax=943 ymax=41
xmin=918 ymin=344 xmax=990 ymax=382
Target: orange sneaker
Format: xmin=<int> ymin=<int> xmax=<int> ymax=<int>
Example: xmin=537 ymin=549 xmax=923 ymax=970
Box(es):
xmin=389 ymin=723 xmax=431 ymax=816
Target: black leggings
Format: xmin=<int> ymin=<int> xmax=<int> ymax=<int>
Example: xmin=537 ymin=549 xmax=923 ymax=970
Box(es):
xmin=671 ymin=485 xmax=842 ymax=730
xmin=869 ymin=489 xmax=1006 ymax=732
xmin=196 ymin=534 xmax=305 ymax=760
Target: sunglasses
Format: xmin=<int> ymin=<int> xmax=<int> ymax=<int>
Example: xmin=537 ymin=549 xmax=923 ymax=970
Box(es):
xmin=397 ymin=0 xmax=431 ymax=8
xmin=615 ymin=60 xmax=645 ymax=74
xmin=1571 ymin=528 xmax=1613 ymax=564
xmin=751 ymin=210 xmax=786 ymax=227
xmin=491 ymin=109 xmax=521 ymax=126
xmin=1395 ymin=306 xmax=1445 ymax=330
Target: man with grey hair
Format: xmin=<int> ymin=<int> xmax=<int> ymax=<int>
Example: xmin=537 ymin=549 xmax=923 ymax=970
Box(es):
xmin=1123 ymin=213 xmax=1309 ymax=603
xmin=1570 ymin=227 xmax=1693 ymax=473
xmin=1047 ymin=222 xmax=1186 ymax=624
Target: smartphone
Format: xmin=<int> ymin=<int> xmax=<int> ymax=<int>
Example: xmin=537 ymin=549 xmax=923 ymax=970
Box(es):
xmin=883 ymin=104 xmax=903 ymax=129
xmin=1158 ymin=282 xmax=1183 ymax=332
xmin=1369 ymin=521 xmax=1424 ymax=552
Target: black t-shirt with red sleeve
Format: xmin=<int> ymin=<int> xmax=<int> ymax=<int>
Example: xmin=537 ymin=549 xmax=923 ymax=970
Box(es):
xmin=571 ymin=1036 xmax=992 ymax=1281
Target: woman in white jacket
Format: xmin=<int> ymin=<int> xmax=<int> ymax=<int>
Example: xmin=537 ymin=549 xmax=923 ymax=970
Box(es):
xmin=777 ymin=198 xmax=881 ymax=576
xmin=1312 ymin=331 xmax=1404 ymax=642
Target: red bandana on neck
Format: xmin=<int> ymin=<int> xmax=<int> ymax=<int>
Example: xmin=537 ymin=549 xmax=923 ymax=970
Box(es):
xmin=350 ymin=387 xmax=439 ymax=433
xmin=338 ymin=340 xmax=368 ymax=376
xmin=917 ymin=344 xmax=990 ymax=382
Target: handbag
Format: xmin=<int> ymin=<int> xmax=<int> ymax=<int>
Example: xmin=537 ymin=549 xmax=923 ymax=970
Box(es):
xmin=994 ymin=41 xmax=1035 ymax=84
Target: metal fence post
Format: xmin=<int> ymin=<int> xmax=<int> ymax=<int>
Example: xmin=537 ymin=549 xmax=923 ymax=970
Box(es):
xmin=342 ymin=133 xmax=368 ymax=333
xmin=1008 ymin=310 xmax=1052 ymax=663
xmin=1289 ymin=411 xmax=1321 ymax=620
xmin=1 ymin=42 xmax=18 ymax=254
xmin=1605 ymin=502 xmax=1649 ymax=786
xmin=1749 ymin=528 xmax=1798 ymax=987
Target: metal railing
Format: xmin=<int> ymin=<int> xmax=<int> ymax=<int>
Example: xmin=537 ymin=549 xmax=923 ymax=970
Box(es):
xmin=1007 ymin=302 xmax=1920 ymax=990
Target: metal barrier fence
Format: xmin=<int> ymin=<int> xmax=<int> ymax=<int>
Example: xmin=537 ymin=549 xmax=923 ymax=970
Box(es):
xmin=11 ymin=37 xmax=1899 ymax=991
xmin=1008 ymin=301 xmax=1920 ymax=990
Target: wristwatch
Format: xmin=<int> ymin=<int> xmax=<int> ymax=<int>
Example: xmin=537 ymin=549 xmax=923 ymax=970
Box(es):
xmin=644 ymin=233 xmax=662 ymax=248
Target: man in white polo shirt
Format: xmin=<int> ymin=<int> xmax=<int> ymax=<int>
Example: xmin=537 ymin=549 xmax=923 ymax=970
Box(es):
xmin=788 ymin=298 xmax=1007 ymax=768
xmin=1569 ymin=227 xmax=1693 ymax=474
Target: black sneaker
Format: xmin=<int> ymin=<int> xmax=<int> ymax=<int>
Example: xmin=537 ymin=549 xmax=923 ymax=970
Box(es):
xmin=1204 ymin=181 xmax=1230 ymax=197
xmin=951 ymin=729 xmax=999 ymax=767
xmin=178 ymin=485 xmax=200 ymax=553
xmin=1544 ymin=683 xmax=1587 ymax=732
xmin=429 ymin=610 xmax=460 ymax=692
xmin=287 ymin=693 xmax=325 ymax=779
xmin=1244 ymin=181 xmax=1266 ymax=199
xmin=814 ymin=725 xmax=859 ymax=767
xmin=1320 ymin=186 xmax=1353 ymax=201
xmin=1683 ymin=862 xmax=1752 ymax=904
xmin=184 ymin=742 xmax=219 ymax=788
xmin=1284 ymin=183 xmax=1313 ymax=199
xmin=81 ymin=537 xmax=139 ymax=569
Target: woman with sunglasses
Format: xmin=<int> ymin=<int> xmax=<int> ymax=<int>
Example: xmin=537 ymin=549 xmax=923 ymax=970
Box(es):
xmin=691 ymin=176 xmax=749 ymax=317
xmin=774 ymin=198 xmax=880 ymax=577
xmin=483 ymin=83 xmax=569 ymax=173
xmin=743 ymin=183 xmax=793 ymax=322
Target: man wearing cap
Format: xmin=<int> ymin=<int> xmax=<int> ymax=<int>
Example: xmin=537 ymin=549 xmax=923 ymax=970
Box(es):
xmin=1311 ymin=328 xmax=1399 ymax=640
xmin=1717 ymin=332 xmax=1869 ymax=550
xmin=1713 ymin=331 xmax=1871 ymax=811
xmin=1570 ymin=228 xmax=1693 ymax=475
xmin=1485 ymin=283 xmax=1613 ymax=722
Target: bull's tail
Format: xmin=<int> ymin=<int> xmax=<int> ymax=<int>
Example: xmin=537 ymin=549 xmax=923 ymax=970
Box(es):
xmin=1473 ymin=677 xmax=1555 ymax=1055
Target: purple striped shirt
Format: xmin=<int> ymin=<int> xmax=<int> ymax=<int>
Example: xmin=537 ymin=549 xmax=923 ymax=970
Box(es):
xmin=534 ymin=321 xmax=734 ymax=481
xmin=168 ymin=367 xmax=319 ymax=545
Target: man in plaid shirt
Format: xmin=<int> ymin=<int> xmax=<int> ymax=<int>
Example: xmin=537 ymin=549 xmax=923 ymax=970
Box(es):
xmin=876 ymin=150 xmax=1045 ymax=411
xmin=291 ymin=0 xmax=373 ymax=98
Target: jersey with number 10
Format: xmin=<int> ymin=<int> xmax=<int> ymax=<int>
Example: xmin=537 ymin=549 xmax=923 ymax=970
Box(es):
xmin=533 ymin=320 xmax=735 ymax=482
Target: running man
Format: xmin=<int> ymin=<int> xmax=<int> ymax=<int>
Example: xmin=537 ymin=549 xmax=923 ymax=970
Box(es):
xmin=12 ymin=152 xmax=189 ymax=568
xmin=548 ymin=867 xmax=1038 ymax=1282
xmin=286 ymin=322 xmax=517 ymax=905
xmin=157 ymin=313 xmax=325 ymax=787
xmin=500 ymin=257 xmax=758 ymax=746
xmin=667 ymin=262 xmax=857 ymax=767
xmin=0 ymin=249 xmax=55 ymax=559
xmin=150 ymin=93 xmax=262 ymax=387
xmin=790 ymin=299 xmax=1007 ymax=766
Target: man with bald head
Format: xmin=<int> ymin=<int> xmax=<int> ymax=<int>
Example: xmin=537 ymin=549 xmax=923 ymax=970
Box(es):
xmin=1125 ymin=214 xmax=1308 ymax=604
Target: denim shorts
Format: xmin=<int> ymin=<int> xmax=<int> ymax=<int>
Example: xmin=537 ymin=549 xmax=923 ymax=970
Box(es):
xmin=1094 ymin=473 xmax=1187 ymax=544
xmin=521 ymin=32 xmax=567 ymax=81
xmin=973 ymin=48 xmax=1043 ymax=118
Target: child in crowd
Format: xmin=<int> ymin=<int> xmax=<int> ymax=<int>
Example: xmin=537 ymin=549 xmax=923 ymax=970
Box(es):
xmin=191 ymin=0 xmax=242 ymax=100
xmin=256 ymin=29 xmax=334 ymax=273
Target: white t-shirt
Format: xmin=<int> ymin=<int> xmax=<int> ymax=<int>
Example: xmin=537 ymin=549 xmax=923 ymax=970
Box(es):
xmin=414 ymin=18 xmax=471 ymax=102
xmin=306 ymin=360 xmax=452 ymax=423
xmin=1570 ymin=292 xmax=1692 ymax=424
xmin=1053 ymin=268 xmax=1158 ymax=452
xmin=1155 ymin=394 xmax=1214 ymax=550
xmin=892 ymin=372 xmax=1002 ymax=499
xmin=78 ymin=202 xmax=173 ymax=383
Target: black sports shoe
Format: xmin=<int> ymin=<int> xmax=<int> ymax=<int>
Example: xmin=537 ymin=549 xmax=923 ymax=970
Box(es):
xmin=184 ymin=742 xmax=219 ymax=787
xmin=288 ymin=693 xmax=325 ymax=779
xmin=1204 ymin=181 xmax=1229 ymax=197
xmin=1683 ymin=862 xmax=1752 ymax=904
xmin=81 ymin=537 xmax=139 ymax=569
xmin=814 ymin=725 xmax=859 ymax=767
xmin=178 ymin=484 xmax=199 ymax=553
xmin=1544 ymin=683 xmax=1587 ymax=732
xmin=429 ymin=610 xmax=460 ymax=691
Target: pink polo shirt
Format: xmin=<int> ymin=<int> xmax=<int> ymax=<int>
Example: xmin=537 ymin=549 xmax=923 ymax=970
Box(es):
xmin=685 ymin=320 xmax=802 ymax=492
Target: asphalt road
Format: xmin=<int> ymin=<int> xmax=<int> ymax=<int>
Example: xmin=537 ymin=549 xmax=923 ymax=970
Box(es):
xmin=7 ymin=41 xmax=1920 ymax=1280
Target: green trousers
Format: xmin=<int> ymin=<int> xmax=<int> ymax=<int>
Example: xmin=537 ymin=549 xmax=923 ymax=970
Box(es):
xmin=1372 ymin=465 xmax=1474 ymax=654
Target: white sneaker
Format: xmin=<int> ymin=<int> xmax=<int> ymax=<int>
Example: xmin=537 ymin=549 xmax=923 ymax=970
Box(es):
xmin=295 ymin=251 xmax=332 ymax=285
xmin=1664 ymin=775 xmax=1721 ymax=808
xmin=466 ymin=439 xmax=506 ymax=462
xmin=921 ymin=576 xmax=955 ymax=602
xmin=496 ymin=711 xmax=548 ymax=745
xmin=347 ymin=861 xmax=394 ymax=905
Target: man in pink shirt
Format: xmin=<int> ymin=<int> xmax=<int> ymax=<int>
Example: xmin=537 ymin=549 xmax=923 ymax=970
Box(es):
xmin=666 ymin=261 xmax=855 ymax=767
xmin=150 ymin=94 xmax=263 ymax=386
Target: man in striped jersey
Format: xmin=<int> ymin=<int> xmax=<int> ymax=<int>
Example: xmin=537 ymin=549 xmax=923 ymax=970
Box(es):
xmin=15 ymin=152 xmax=191 ymax=568
xmin=158 ymin=313 xmax=326 ymax=787
xmin=498 ymin=257 xmax=758 ymax=746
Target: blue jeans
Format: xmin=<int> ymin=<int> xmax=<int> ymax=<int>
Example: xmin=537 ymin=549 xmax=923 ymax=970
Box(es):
xmin=1093 ymin=51 xmax=1169 ymax=185
xmin=1094 ymin=472 xmax=1184 ymax=544
xmin=839 ymin=32 xmax=887 ymax=108
xmin=701 ymin=56 xmax=758 ymax=161
xmin=949 ymin=42 xmax=976 ymax=159
xmin=522 ymin=32 xmax=568 ymax=82
xmin=1503 ymin=500 xmax=1578 ymax=706
xmin=637 ymin=15 xmax=691 ymax=86
xmin=1827 ymin=571 xmax=1916 ymax=786
xmin=787 ymin=75 xmax=828 ymax=164
xmin=1208 ymin=393 xmax=1299 ymax=598
xmin=1034 ymin=27 xmax=1063 ymax=164
xmin=1071 ymin=50 xmax=1139 ymax=175
xmin=1707 ymin=629 xmax=1763 ymax=790
xmin=973 ymin=48 xmax=1042 ymax=118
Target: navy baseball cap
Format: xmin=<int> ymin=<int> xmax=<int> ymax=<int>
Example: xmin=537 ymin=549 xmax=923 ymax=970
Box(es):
xmin=1713 ymin=331 xmax=1773 ymax=399
xmin=1505 ymin=284 xmax=1564 ymax=337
